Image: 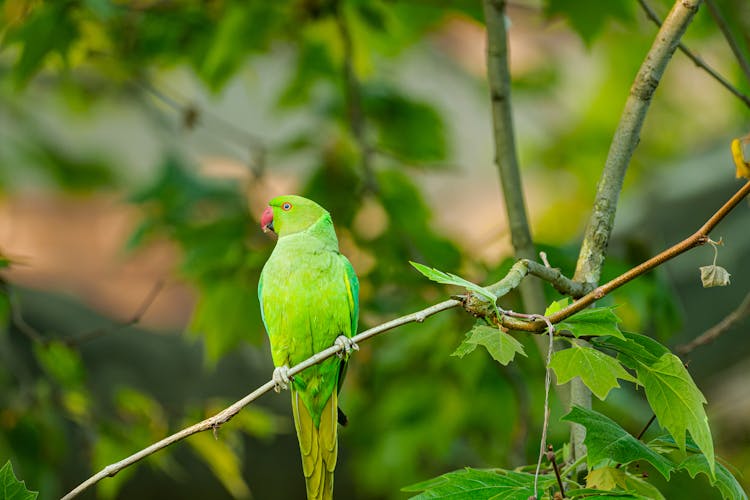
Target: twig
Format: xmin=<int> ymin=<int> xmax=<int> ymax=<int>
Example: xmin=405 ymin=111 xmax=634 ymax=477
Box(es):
xmin=63 ymin=280 xmax=165 ymax=346
xmin=4 ymin=282 xmax=46 ymax=344
xmin=636 ymin=413 xmax=657 ymax=441
xmin=60 ymin=299 xmax=459 ymax=499
xmin=523 ymin=260 xmax=593 ymax=298
xmin=637 ymin=0 xmax=750 ymax=109
xmin=546 ymin=445 xmax=566 ymax=497
xmin=616 ymin=414 xmax=657 ymax=469
xmin=136 ymin=80 xmax=267 ymax=176
xmin=676 ymin=290 xmax=750 ymax=355
xmin=704 ymin=0 xmax=750 ymax=84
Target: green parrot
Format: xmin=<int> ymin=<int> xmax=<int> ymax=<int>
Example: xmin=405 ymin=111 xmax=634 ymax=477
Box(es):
xmin=258 ymin=195 xmax=359 ymax=500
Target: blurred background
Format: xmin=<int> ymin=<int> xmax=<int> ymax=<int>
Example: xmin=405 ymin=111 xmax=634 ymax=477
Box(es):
xmin=1 ymin=0 xmax=749 ymax=498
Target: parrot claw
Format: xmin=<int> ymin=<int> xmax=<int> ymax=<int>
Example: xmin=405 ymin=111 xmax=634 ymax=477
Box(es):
xmin=335 ymin=335 xmax=359 ymax=358
xmin=272 ymin=365 xmax=292 ymax=392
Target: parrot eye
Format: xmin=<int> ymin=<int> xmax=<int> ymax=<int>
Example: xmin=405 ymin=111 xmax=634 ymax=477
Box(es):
xmin=282 ymin=202 xmax=292 ymax=211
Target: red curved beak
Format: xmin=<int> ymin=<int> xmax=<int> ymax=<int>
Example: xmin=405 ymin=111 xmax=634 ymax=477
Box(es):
xmin=261 ymin=206 xmax=274 ymax=233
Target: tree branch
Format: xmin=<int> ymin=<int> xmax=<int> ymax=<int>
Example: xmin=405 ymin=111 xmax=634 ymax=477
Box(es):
xmin=704 ymin=0 xmax=750 ymax=84
xmin=637 ymin=0 xmax=750 ymax=109
xmin=574 ymin=0 xmax=702 ymax=286
xmin=676 ymin=290 xmax=750 ymax=355
xmin=483 ymin=179 xmax=750 ymax=333
xmin=60 ymin=299 xmax=459 ymax=499
xmin=483 ymin=0 xmax=547 ymax=317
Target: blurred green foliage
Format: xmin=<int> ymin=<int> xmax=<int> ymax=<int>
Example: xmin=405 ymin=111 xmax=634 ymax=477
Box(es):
xmin=1 ymin=0 xmax=749 ymax=498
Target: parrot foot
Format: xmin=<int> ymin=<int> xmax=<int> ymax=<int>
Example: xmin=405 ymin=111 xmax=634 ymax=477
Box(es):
xmin=335 ymin=335 xmax=359 ymax=358
xmin=272 ymin=365 xmax=292 ymax=393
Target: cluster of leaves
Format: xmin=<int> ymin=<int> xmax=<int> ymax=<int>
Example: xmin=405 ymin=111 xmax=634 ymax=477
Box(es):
xmin=408 ymin=265 xmax=746 ymax=499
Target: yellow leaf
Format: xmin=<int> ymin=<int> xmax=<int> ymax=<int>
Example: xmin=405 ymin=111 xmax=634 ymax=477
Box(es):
xmin=586 ymin=466 xmax=627 ymax=490
xmin=731 ymin=136 xmax=750 ymax=179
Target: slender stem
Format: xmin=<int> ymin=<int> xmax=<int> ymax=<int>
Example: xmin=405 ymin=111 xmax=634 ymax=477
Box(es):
xmin=60 ymin=299 xmax=459 ymax=499
xmin=547 ymin=446 xmax=566 ymax=497
xmin=676 ymin=290 xmax=750 ymax=355
xmin=482 ymin=0 xmax=547 ymax=316
xmin=704 ymin=0 xmax=750 ymax=83
xmin=637 ymin=0 xmax=750 ymax=109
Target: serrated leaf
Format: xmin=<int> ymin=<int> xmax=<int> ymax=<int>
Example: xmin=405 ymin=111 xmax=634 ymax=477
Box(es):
xmin=410 ymin=262 xmax=497 ymax=303
xmin=678 ymin=454 xmax=748 ymax=500
xmin=455 ymin=324 xmax=525 ymax=366
xmin=562 ymin=406 xmax=675 ymax=479
xmin=699 ymin=265 xmax=731 ymax=287
xmin=549 ymin=345 xmax=636 ymax=400
xmin=402 ymin=467 xmax=555 ymax=499
xmin=556 ymin=307 xmax=624 ymax=339
xmin=0 ymin=461 xmax=38 ymax=500
xmin=636 ymin=353 xmax=714 ymax=477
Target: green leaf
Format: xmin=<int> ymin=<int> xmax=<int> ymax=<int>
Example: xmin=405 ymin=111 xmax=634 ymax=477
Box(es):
xmin=622 ymin=472 xmax=666 ymax=500
xmin=549 ymin=344 xmax=636 ymax=400
xmin=5 ymin=3 xmax=77 ymax=86
xmin=586 ymin=466 xmax=627 ymax=490
xmin=0 ymin=461 xmax=38 ymax=500
xmin=410 ymin=262 xmax=496 ymax=303
xmin=592 ymin=332 xmax=669 ymax=369
xmin=636 ymin=353 xmax=714 ymax=476
xmin=452 ymin=324 xmax=525 ymax=366
xmin=402 ymin=467 xmax=555 ymax=499
xmin=678 ymin=454 xmax=748 ymax=500
xmin=562 ymin=406 xmax=675 ymax=479
xmin=556 ymin=307 xmax=625 ymax=339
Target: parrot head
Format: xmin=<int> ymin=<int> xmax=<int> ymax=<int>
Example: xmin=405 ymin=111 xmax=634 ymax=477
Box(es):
xmin=261 ymin=195 xmax=329 ymax=237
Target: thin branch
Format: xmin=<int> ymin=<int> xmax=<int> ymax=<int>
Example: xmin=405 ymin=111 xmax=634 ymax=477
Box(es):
xmin=523 ymin=260 xmax=593 ymax=298
xmin=136 ymin=80 xmax=267 ymax=176
xmin=547 ymin=445 xmax=566 ymax=497
xmin=63 ymin=280 xmax=165 ymax=346
xmin=704 ymin=0 xmax=750 ymax=83
xmin=4 ymin=282 xmax=46 ymax=344
xmin=61 ymin=299 xmax=459 ymax=500
xmin=637 ymin=0 xmax=750 ymax=109
xmin=676 ymin=290 xmax=750 ymax=355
